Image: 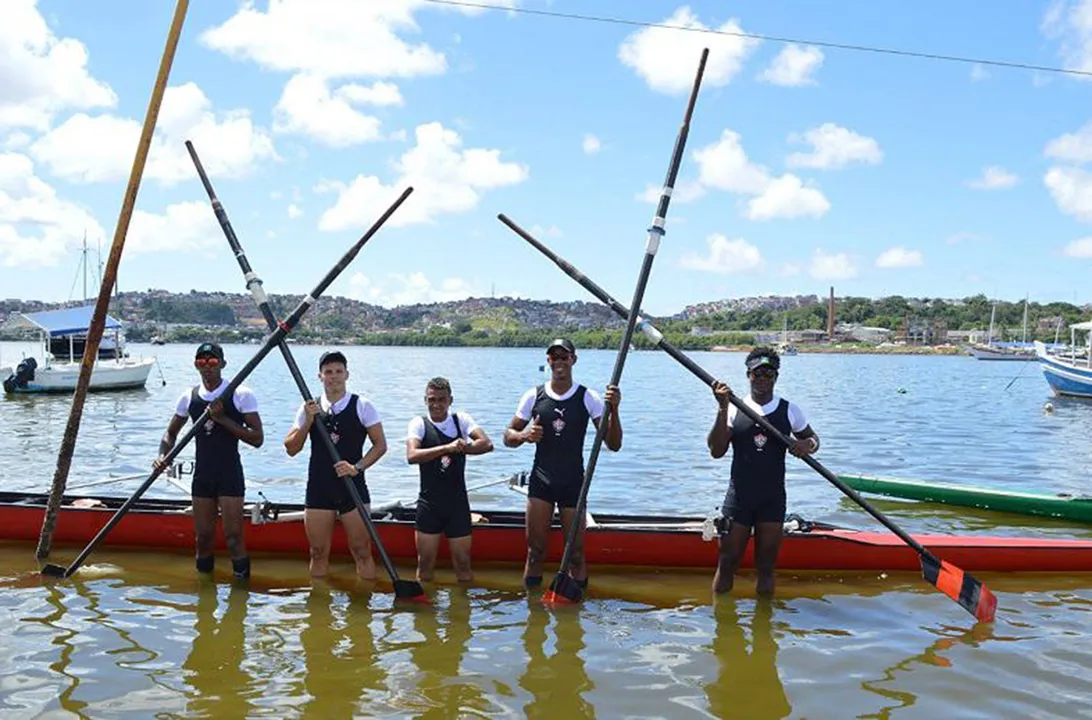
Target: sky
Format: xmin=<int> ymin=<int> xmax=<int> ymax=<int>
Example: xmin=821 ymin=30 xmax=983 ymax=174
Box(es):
xmin=3 ymin=0 xmax=1092 ymax=316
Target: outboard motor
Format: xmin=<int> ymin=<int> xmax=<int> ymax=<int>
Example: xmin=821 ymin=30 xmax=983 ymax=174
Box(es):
xmin=3 ymin=357 xmax=37 ymax=393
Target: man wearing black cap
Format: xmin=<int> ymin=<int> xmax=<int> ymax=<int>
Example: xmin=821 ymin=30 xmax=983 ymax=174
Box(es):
xmin=284 ymin=350 xmax=388 ymax=580
xmin=707 ymin=345 xmax=819 ymax=596
xmin=155 ymin=342 xmax=264 ymax=579
xmin=504 ymin=337 xmax=622 ymax=590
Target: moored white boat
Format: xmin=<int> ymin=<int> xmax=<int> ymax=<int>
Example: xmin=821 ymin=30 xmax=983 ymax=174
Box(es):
xmin=1034 ymin=322 xmax=1092 ymax=399
xmin=2 ymin=305 xmax=155 ymax=394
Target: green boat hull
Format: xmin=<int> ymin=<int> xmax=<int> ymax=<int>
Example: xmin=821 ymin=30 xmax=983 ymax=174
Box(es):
xmin=839 ymin=474 xmax=1092 ymax=524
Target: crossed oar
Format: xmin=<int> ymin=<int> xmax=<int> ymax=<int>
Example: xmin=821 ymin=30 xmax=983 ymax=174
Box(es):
xmin=182 ymin=141 xmax=428 ymax=603
xmin=41 ymin=161 xmax=417 ymax=601
xmin=496 ymin=214 xmax=998 ymax=625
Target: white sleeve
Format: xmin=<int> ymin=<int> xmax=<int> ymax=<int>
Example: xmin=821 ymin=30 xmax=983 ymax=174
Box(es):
xmin=456 ymin=411 xmax=478 ymax=439
xmin=406 ymin=416 xmax=425 ymax=441
xmin=291 ymin=401 xmax=307 ymax=430
xmin=514 ymin=388 xmax=537 ymax=421
xmin=175 ymin=391 xmax=190 ymax=418
xmin=788 ymin=402 xmax=809 ymax=434
xmin=357 ymin=398 xmax=381 ymax=428
xmin=233 ymin=386 xmax=259 ymax=414
xmin=584 ymin=387 xmax=604 ymax=421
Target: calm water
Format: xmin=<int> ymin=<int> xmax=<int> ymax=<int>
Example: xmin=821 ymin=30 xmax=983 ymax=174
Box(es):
xmin=2 ymin=342 xmax=1092 ymax=717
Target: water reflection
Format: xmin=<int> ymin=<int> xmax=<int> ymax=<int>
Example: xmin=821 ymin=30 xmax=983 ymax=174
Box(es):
xmin=705 ymin=599 xmax=791 ymax=719
xmin=408 ymin=587 xmax=488 ymax=716
xmin=299 ymin=584 xmax=387 ymax=717
xmin=520 ymin=601 xmax=594 ymax=717
xmin=182 ymin=581 xmax=256 ymax=717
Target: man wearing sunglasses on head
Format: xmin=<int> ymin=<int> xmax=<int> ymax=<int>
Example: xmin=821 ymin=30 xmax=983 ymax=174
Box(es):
xmin=154 ymin=342 xmax=264 ymax=579
xmin=707 ymin=345 xmax=819 ymax=597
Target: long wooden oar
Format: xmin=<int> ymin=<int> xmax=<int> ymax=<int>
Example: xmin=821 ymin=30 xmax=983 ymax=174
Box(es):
xmin=185 ymin=141 xmax=426 ymax=602
xmin=497 ymin=216 xmax=998 ymax=624
xmin=541 ymin=48 xmax=710 ymax=606
xmin=39 ymin=185 xmax=413 ymax=580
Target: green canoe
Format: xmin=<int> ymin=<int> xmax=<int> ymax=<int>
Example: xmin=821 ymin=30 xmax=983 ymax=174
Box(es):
xmin=838 ymin=474 xmax=1092 ymax=524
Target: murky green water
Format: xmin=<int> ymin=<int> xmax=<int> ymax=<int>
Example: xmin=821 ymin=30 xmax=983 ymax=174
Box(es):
xmin=3 ymin=343 xmax=1092 ymax=716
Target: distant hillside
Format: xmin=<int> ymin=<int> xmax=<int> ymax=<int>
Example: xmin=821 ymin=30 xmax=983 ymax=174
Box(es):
xmin=1 ymin=290 xmax=1089 ymax=349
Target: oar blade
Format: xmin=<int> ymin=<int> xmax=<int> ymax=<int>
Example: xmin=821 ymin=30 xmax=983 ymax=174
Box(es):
xmin=542 ymin=572 xmax=583 ymax=605
xmin=920 ymin=555 xmax=997 ymax=623
xmin=40 ymin=563 xmax=68 ymax=578
xmin=393 ymin=579 xmax=430 ymax=604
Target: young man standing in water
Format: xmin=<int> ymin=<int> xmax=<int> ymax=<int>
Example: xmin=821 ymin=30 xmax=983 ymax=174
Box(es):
xmin=504 ymin=338 xmax=622 ymax=590
xmin=707 ymin=346 xmax=819 ymax=596
xmin=405 ymin=376 xmax=494 ymax=583
xmin=284 ymin=351 xmax=387 ymax=581
xmin=154 ymin=342 xmax=264 ymax=579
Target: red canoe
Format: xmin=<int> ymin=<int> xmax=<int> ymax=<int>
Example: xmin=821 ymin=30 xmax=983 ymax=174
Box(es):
xmin=6 ymin=490 xmax=1092 ymax=573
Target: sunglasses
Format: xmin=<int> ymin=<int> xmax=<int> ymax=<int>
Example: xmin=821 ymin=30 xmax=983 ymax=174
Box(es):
xmin=194 ymin=356 xmax=222 ymax=368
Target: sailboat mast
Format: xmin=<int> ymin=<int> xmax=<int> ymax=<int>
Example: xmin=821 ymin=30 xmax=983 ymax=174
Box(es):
xmin=1022 ymin=294 xmax=1028 ymax=344
xmin=82 ymin=231 xmax=88 ymax=302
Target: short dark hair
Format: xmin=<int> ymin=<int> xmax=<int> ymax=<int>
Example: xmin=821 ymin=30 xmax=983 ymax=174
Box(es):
xmin=319 ymin=350 xmax=347 ymax=369
xmin=426 ymin=376 xmax=452 ymax=396
xmin=745 ymin=345 xmax=780 ymax=372
xmin=195 ymin=342 xmax=224 ymax=360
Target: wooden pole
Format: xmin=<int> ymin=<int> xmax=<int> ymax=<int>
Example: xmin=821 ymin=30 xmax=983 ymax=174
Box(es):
xmin=36 ymin=0 xmax=191 ymax=559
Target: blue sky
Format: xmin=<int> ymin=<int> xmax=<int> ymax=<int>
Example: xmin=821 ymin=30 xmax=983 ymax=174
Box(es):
xmin=3 ymin=0 xmax=1092 ymax=316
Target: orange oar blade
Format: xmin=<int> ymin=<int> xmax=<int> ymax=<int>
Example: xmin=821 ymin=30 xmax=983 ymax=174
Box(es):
xmin=542 ymin=573 xmax=583 ymax=606
xmin=920 ymin=555 xmax=997 ymax=623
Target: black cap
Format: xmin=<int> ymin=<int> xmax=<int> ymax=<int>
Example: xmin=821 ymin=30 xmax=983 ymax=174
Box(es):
xmin=547 ymin=338 xmax=576 ymax=354
xmin=195 ymin=342 xmax=224 ymax=360
xmin=746 ymin=353 xmax=779 ymax=371
xmin=319 ymin=350 xmax=348 ymax=369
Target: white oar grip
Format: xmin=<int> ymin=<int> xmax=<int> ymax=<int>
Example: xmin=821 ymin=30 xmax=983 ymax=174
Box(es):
xmin=636 ymin=317 xmax=664 ymax=344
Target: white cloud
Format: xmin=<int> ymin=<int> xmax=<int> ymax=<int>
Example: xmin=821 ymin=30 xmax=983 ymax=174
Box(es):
xmin=679 ymin=234 xmax=763 ymax=274
xmin=529 ymin=224 xmax=563 ymax=238
xmin=875 ymin=246 xmax=924 ymax=268
xmin=200 ymin=0 xmax=514 ymax=79
xmin=273 ymin=73 xmax=395 ymax=147
xmin=125 ymin=201 xmax=222 ymax=254
xmin=2 ymin=132 xmax=32 ymax=151
xmin=0 ymin=152 xmax=105 ymax=267
xmin=617 ymin=7 xmax=761 ymax=94
xmin=346 ymin=271 xmax=480 ymax=306
xmin=635 ymin=179 xmax=706 ymax=204
xmin=745 ymin=174 xmax=830 ymax=221
xmin=1063 ymin=237 xmax=1092 ymax=257
xmin=582 ymin=134 xmax=601 ymax=155
xmin=966 ymin=165 xmax=1018 ymax=190
xmin=757 ymin=44 xmax=823 ymax=86
xmin=1045 ymin=122 xmax=1092 ymax=164
xmin=970 ymin=63 xmax=990 ymax=81
xmin=786 ymin=123 xmax=883 ymax=170
xmin=318 ymin=122 xmax=528 ymax=230
xmin=1041 ymin=0 xmax=1092 ymax=77
xmin=693 ymin=130 xmax=770 ymax=194
xmin=30 ymin=82 xmax=276 ymax=186
xmin=690 ymin=129 xmax=830 ymax=220
xmin=0 ymin=0 xmax=117 ymax=131
xmin=809 ymin=249 xmax=857 ymax=280
xmin=1044 ymin=166 xmax=1092 ymax=220
xmin=288 ymin=203 xmax=302 ymax=219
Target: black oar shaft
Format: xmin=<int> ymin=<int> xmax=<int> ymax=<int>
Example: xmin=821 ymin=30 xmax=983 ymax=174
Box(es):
xmin=552 ymin=48 xmax=710 ymax=586
xmin=500 ymin=215 xmax=942 ymax=564
xmin=185 ymin=140 xmax=410 ymax=589
xmin=44 ymin=178 xmax=413 ymax=579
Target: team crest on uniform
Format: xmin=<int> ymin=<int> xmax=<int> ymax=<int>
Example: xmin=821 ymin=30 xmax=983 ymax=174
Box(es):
xmin=552 ymin=417 xmax=565 ymax=435
xmin=440 ymin=455 xmax=451 ymax=471
xmin=203 ymin=419 xmax=215 ymax=434
xmin=330 ymin=431 xmax=340 ymax=445
xmin=754 ymin=432 xmax=768 ymax=450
